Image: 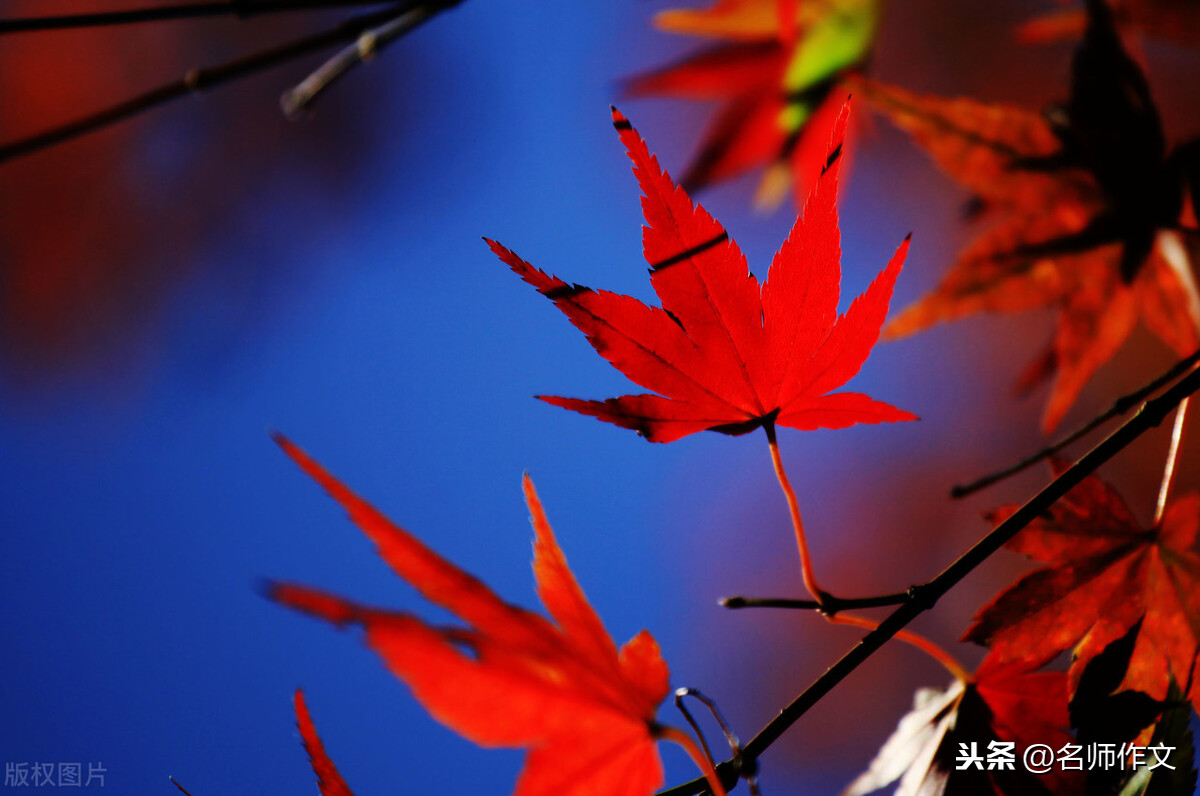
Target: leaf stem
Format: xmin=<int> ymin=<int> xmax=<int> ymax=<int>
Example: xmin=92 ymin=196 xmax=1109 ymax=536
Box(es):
xmin=657 ymin=725 xmax=730 ymax=796
xmin=1155 ymin=397 xmax=1188 ymax=524
xmin=0 ymin=1 xmax=390 ymax=34
xmin=764 ymin=422 xmax=827 ymax=605
xmin=657 ymin=361 xmax=1200 ymax=796
xmin=951 ymin=347 xmax=1200 ymax=498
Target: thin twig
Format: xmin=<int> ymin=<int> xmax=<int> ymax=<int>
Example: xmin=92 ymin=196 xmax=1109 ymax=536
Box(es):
xmin=673 ymin=691 xmax=716 ymax=767
xmin=169 ymin=777 xmax=194 ymax=796
xmin=657 ymin=363 xmax=1200 ymax=796
xmin=0 ymin=1 xmax=389 ymax=34
xmin=720 ymin=592 xmax=910 ymax=612
xmin=676 ymin=689 xmax=741 ymax=758
xmin=675 ymin=689 xmax=759 ymax=796
xmin=1155 ymin=397 xmax=1188 ymax=524
xmin=282 ymin=0 xmax=460 ymax=116
xmin=951 ymin=347 xmax=1200 ymax=498
xmin=0 ymin=1 xmax=457 ymax=165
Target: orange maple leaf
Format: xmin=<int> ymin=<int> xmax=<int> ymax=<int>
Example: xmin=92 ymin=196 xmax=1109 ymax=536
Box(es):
xmin=625 ymin=0 xmax=879 ymax=208
xmin=295 ymin=690 xmax=357 ymax=796
xmin=488 ymin=103 xmax=914 ymax=444
xmin=964 ymin=460 xmax=1200 ymax=711
xmin=862 ymin=0 xmax=1200 ymax=431
xmin=268 ymin=436 xmax=725 ymax=796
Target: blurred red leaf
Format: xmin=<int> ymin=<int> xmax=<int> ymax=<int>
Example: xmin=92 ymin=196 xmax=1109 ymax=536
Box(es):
xmin=270 ymin=436 xmax=677 ymax=796
xmin=864 ymin=0 xmax=1200 ymax=431
xmin=965 ymin=459 xmax=1200 ymax=711
xmin=488 ymin=103 xmax=914 ymax=443
xmin=845 ymin=653 xmax=1079 ymax=796
xmin=1020 ymin=0 xmax=1200 ymax=49
xmin=625 ymin=0 xmax=879 ymax=208
xmin=295 ymin=690 xmax=357 ymax=796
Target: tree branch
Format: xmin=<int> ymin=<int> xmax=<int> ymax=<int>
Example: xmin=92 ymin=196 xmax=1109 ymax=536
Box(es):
xmin=281 ymin=0 xmax=460 ymax=117
xmin=0 ymin=1 xmax=390 ymax=33
xmin=0 ymin=0 xmax=458 ymax=164
xmin=657 ymin=361 xmax=1200 ymax=796
xmin=719 ymin=592 xmax=911 ymax=613
xmin=951 ymin=347 xmax=1200 ymax=498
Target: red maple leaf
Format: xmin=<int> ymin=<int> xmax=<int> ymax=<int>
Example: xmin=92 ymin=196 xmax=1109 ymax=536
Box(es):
xmin=295 ymin=690 xmax=356 ymax=796
xmin=862 ymin=0 xmax=1200 ymax=432
xmin=269 ymin=436 xmax=724 ymax=796
xmin=624 ymin=0 xmax=877 ymax=208
xmin=845 ymin=653 xmax=1080 ymax=796
xmin=964 ymin=460 xmax=1200 ymax=710
xmin=487 ymin=103 xmax=914 ymax=443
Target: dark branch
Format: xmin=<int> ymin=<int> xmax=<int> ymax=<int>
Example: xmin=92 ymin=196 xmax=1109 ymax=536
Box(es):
xmin=658 ymin=363 xmax=1200 ymax=796
xmin=0 ymin=1 xmax=456 ymax=164
xmin=951 ymin=347 xmax=1200 ymax=498
xmin=720 ymin=591 xmax=911 ymax=614
xmin=0 ymin=1 xmax=391 ymax=34
xmin=673 ymin=691 xmax=716 ymax=768
xmin=281 ymin=0 xmax=461 ymax=116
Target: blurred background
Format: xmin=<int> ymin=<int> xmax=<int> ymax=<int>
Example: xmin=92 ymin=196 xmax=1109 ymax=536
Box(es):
xmin=1 ymin=1 xmax=1198 ymax=793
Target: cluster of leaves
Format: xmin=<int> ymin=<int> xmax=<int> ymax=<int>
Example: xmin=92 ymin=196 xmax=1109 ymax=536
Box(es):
xmin=265 ymin=1 xmax=1200 ymax=795
xmin=625 ymin=0 xmax=881 ymax=209
xmin=861 ymin=0 xmax=1200 ymax=432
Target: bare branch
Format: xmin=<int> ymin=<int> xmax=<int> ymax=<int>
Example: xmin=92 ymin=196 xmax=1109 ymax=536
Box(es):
xmin=0 ymin=1 xmax=392 ymax=34
xmin=719 ymin=592 xmax=911 ymax=613
xmin=0 ymin=1 xmax=460 ymax=164
xmin=282 ymin=0 xmax=461 ymax=117
xmin=951 ymin=347 xmax=1200 ymax=498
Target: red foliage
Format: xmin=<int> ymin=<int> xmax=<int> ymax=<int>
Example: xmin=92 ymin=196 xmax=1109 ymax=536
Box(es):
xmin=624 ymin=0 xmax=874 ymax=208
xmin=863 ymin=0 xmax=1200 ymax=431
xmin=489 ymin=103 xmax=914 ymax=443
xmin=966 ymin=460 xmax=1200 ymax=710
xmin=270 ymin=436 xmax=674 ymax=796
xmin=295 ymin=690 xmax=357 ymax=796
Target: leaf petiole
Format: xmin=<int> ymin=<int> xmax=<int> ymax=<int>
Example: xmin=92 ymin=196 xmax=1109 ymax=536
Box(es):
xmin=764 ymin=421 xmax=828 ymax=605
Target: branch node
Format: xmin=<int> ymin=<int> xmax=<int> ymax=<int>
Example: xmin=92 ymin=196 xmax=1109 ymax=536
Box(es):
xmin=816 ymin=591 xmax=842 ymax=618
xmin=732 ymin=753 xmax=759 ymax=779
xmin=905 ymin=583 xmax=936 ymax=612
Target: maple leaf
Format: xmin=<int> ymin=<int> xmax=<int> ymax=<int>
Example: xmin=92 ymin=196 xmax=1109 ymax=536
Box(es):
xmin=625 ymin=0 xmax=881 ymax=207
xmin=1020 ymin=0 xmax=1200 ymax=50
xmin=268 ymin=436 xmax=722 ymax=796
xmin=487 ymin=103 xmax=914 ymax=444
xmin=845 ymin=652 xmax=1080 ymax=796
xmin=964 ymin=459 xmax=1200 ymax=711
xmin=862 ymin=0 xmax=1200 ymax=431
xmin=295 ymin=690 xmax=357 ymax=796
